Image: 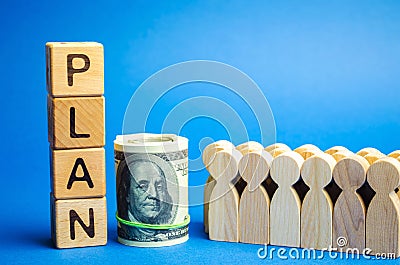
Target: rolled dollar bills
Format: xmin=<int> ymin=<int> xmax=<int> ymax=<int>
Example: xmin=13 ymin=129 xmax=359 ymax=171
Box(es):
xmin=114 ymin=133 xmax=189 ymax=247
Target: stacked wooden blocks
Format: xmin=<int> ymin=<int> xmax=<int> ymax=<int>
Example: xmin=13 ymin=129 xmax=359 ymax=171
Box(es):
xmin=46 ymin=42 xmax=107 ymax=248
xmin=203 ymin=141 xmax=400 ymax=258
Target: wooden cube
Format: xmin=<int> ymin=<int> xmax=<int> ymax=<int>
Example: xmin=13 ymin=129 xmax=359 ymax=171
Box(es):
xmin=51 ymin=148 xmax=106 ymax=199
xmin=46 ymin=42 xmax=104 ymax=97
xmin=51 ymin=196 xmax=107 ymax=248
xmin=48 ymin=96 xmax=105 ymax=149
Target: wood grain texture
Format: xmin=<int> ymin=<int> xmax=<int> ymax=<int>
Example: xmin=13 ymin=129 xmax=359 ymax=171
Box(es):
xmin=51 ymin=196 xmax=107 ymax=248
xmin=270 ymin=151 xmax=304 ymax=247
xmin=325 ymin=146 xmax=348 ymax=155
xmin=51 ymin=148 xmax=106 ymax=199
xmin=300 ymin=153 xmax=336 ymax=249
xmin=396 ymin=157 xmax=400 ymax=200
xmin=366 ymin=157 xmax=400 ymax=257
xmin=48 ymin=96 xmax=105 ymax=149
xmin=357 ymin=147 xmax=382 ymax=157
xmin=208 ymin=148 xmax=242 ymax=242
xmin=238 ymin=150 xmax=272 ymax=244
xmin=239 ymin=188 xmax=269 ymax=244
xmin=264 ymin=143 xmax=291 ymax=153
xmin=203 ymin=175 xmax=216 ymax=234
xmin=239 ymin=150 xmax=273 ymax=192
xmin=202 ymin=140 xmax=234 ymax=169
xmin=202 ymin=140 xmax=234 ymax=233
xmin=333 ymin=155 xmax=369 ymax=251
xmin=46 ymin=42 xmax=104 ymax=97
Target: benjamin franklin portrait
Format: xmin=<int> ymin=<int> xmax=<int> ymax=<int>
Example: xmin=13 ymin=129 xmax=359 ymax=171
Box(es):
xmin=117 ymin=154 xmax=178 ymax=241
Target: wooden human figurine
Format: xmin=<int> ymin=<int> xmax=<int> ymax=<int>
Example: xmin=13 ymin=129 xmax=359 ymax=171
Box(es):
xmin=294 ymin=144 xmax=320 ymax=154
xmin=208 ymin=147 xmax=242 ymax=242
xmin=264 ymin=143 xmax=291 ymax=158
xmin=202 ymin=140 xmax=234 ymax=234
xmin=203 ymin=175 xmax=214 ymax=234
xmin=270 ymin=151 xmax=304 ymax=247
xmin=264 ymin=143 xmax=291 ymax=153
xmin=300 ymin=153 xmax=336 ymax=249
xmin=236 ymin=141 xmax=263 ymax=155
xmin=363 ymin=152 xmax=385 ymax=165
xmin=238 ymin=150 xmax=272 ymax=244
xmin=395 ymin=157 xmax=400 ymax=199
xmin=356 ymin=147 xmax=382 ymax=157
xmin=388 ymin=150 xmax=400 ymax=159
xmin=298 ymin=148 xmax=322 ymax=160
xmin=332 ymin=155 xmax=369 ymax=251
xmin=331 ymin=150 xmax=354 ymax=162
xmin=325 ymin=146 xmax=349 ymax=155
xmin=269 ymin=147 xmax=290 ymax=158
xmin=202 ymin=140 xmax=234 ymax=168
xmin=235 ymin=141 xmax=264 ymax=196
xmin=294 ymin=144 xmax=321 ymax=161
xmin=366 ymin=157 xmax=400 ymax=257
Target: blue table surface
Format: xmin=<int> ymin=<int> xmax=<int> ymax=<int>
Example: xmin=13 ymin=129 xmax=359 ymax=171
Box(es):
xmin=0 ymin=188 xmax=397 ymax=265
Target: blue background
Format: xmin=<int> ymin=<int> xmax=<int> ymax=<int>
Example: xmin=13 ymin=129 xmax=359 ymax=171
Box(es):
xmin=1 ymin=0 xmax=400 ymax=264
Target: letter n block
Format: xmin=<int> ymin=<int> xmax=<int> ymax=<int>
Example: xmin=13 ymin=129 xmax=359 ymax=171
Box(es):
xmin=48 ymin=96 xmax=105 ymax=149
xmin=46 ymin=42 xmax=104 ymax=97
xmin=51 ymin=196 xmax=107 ymax=248
xmin=51 ymin=148 xmax=106 ymax=199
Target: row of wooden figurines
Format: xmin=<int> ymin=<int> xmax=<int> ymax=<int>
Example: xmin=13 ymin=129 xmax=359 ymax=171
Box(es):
xmin=202 ymin=141 xmax=400 ymax=257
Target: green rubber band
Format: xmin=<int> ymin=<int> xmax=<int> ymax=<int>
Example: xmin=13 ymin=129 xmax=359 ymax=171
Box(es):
xmin=116 ymin=212 xmax=190 ymax=230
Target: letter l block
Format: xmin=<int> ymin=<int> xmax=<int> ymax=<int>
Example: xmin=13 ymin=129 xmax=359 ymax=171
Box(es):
xmin=48 ymin=96 xmax=105 ymax=149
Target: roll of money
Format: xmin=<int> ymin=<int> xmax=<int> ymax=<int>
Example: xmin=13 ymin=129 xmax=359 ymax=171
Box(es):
xmin=114 ymin=133 xmax=189 ymax=247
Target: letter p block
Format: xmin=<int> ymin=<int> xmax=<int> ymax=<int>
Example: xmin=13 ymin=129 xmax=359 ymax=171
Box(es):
xmin=46 ymin=42 xmax=104 ymax=97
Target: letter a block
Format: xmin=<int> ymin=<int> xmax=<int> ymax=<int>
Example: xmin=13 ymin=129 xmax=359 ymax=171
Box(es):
xmin=51 ymin=196 xmax=107 ymax=248
xmin=48 ymin=96 xmax=105 ymax=149
xmin=46 ymin=42 xmax=104 ymax=97
xmin=51 ymin=148 xmax=106 ymax=199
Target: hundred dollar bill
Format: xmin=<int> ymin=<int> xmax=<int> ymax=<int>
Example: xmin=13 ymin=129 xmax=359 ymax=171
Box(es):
xmin=114 ymin=133 xmax=189 ymax=247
